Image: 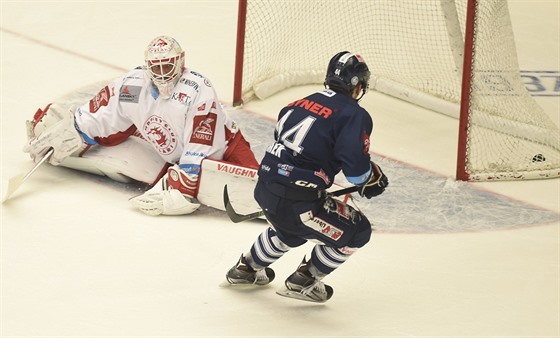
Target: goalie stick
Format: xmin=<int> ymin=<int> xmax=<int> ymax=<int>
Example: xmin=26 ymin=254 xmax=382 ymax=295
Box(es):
xmin=2 ymin=148 xmax=54 ymax=203
xmin=223 ymin=184 xmax=360 ymax=223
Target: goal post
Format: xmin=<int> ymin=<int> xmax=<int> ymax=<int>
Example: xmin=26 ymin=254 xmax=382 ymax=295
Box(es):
xmin=233 ymin=0 xmax=560 ymax=181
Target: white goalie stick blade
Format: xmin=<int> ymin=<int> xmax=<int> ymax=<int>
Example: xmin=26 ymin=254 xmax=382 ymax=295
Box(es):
xmin=275 ymin=287 xmax=328 ymax=303
xmin=3 ymin=148 xmax=54 ymax=203
xmin=223 ymin=185 xmax=264 ymax=223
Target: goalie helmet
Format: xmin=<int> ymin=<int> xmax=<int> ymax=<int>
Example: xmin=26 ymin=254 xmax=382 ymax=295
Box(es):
xmin=144 ymin=36 xmax=185 ymax=99
xmin=324 ymin=51 xmax=370 ymax=100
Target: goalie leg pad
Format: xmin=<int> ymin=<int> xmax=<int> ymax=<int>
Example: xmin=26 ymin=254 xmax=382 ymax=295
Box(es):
xmin=197 ymin=159 xmax=260 ymax=214
xmin=58 ymin=136 xmax=169 ymax=185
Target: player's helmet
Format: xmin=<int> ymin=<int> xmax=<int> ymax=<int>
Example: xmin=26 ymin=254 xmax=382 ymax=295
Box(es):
xmin=144 ymin=36 xmax=185 ymax=99
xmin=324 ymin=51 xmax=371 ymax=100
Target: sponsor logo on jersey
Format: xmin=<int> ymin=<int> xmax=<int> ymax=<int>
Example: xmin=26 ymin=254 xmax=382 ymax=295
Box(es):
xmin=188 ymin=71 xmax=211 ymax=86
xmin=179 ymin=78 xmax=199 ymax=92
xmin=119 ymin=85 xmax=142 ymax=103
xmin=314 ymin=169 xmax=331 ymax=185
xmin=362 ymin=131 xmax=370 ymax=154
xmin=301 ymin=216 xmax=343 ymax=241
xmin=260 ymin=164 xmax=271 ymax=172
xmin=184 ymin=151 xmax=205 ymax=158
xmin=294 ymin=180 xmax=318 ymax=189
xmin=190 ymin=113 xmax=217 ymax=146
xmin=89 ymin=86 xmax=113 ymax=113
xmin=190 ymin=70 xmax=204 ymax=79
xmin=278 ymin=163 xmax=294 ymax=171
xmin=320 ymin=89 xmax=336 ymax=97
xmin=171 ymin=92 xmax=190 ymax=105
xmin=277 ymin=163 xmax=293 ymax=177
xmin=278 ymin=168 xmax=290 ymax=177
xmin=286 ymin=98 xmax=333 ymax=118
xmin=143 ymin=115 xmax=177 ymax=155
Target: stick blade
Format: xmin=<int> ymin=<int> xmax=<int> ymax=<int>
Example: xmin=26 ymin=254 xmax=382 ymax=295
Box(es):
xmin=223 ymin=185 xmax=264 ymax=223
xmin=2 ymin=149 xmax=54 ymax=203
xmin=2 ymin=174 xmax=25 ymax=203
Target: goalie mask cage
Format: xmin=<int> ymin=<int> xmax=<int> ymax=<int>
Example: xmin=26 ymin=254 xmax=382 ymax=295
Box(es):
xmin=232 ymin=0 xmax=560 ymax=181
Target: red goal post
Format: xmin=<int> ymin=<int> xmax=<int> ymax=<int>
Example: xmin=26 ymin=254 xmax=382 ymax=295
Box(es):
xmin=233 ymin=0 xmax=560 ymax=181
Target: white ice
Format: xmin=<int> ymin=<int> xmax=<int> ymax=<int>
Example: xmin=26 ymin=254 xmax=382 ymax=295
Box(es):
xmin=1 ymin=1 xmax=559 ymax=337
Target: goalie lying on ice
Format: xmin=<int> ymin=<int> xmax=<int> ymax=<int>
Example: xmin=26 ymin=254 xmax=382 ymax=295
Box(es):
xmin=22 ymin=35 xmax=259 ymax=216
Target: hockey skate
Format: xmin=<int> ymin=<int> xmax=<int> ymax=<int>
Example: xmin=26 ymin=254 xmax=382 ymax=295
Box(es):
xmin=276 ymin=258 xmax=334 ymax=303
xmin=225 ymin=254 xmax=275 ymax=286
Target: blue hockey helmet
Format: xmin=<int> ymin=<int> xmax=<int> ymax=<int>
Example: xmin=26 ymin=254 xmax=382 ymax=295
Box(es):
xmin=324 ymin=51 xmax=370 ymax=100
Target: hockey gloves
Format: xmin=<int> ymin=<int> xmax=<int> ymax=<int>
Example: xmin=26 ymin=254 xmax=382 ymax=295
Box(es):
xmin=23 ymin=103 xmax=85 ymax=165
xmin=129 ymin=165 xmax=201 ymax=216
xmin=359 ymin=161 xmax=388 ymax=199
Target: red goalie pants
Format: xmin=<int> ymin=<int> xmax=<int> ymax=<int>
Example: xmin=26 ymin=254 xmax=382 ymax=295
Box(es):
xmin=223 ymin=131 xmax=259 ymax=169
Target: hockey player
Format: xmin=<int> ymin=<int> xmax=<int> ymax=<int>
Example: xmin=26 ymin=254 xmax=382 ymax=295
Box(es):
xmin=225 ymin=51 xmax=388 ymax=302
xmin=23 ymin=36 xmax=258 ymax=215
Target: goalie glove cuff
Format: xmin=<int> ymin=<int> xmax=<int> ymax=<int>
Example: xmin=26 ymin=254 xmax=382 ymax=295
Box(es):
xmin=129 ymin=166 xmax=201 ymax=216
xmin=167 ymin=165 xmax=199 ymax=198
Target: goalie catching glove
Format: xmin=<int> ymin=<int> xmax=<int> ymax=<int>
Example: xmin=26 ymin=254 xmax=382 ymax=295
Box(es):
xmin=129 ymin=164 xmax=201 ymax=216
xmin=23 ymin=103 xmax=86 ymax=165
xmin=359 ymin=161 xmax=388 ymax=198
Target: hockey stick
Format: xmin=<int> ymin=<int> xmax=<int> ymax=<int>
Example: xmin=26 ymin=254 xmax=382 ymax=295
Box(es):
xmin=223 ymin=184 xmax=359 ymax=223
xmin=2 ymin=148 xmax=54 ymax=203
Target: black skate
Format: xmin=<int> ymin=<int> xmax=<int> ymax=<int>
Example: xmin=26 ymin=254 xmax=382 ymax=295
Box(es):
xmin=276 ymin=258 xmax=333 ymax=303
xmin=225 ymin=254 xmax=275 ymax=286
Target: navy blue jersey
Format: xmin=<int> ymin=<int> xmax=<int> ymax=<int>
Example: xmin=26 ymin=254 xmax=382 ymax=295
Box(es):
xmin=258 ymin=89 xmax=373 ymax=190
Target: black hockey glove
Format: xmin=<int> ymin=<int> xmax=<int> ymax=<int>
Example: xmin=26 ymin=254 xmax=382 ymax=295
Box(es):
xmin=359 ymin=162 xmax=388 ymax=199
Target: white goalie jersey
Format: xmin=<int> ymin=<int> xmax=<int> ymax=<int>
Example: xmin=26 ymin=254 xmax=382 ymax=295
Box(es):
xmin=74 ymin=67 xmax=240 ymax=178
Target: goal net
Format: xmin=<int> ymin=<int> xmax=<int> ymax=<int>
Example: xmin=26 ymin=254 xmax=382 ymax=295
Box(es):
xmin=232 ymin=0 xmax=560 ymax=181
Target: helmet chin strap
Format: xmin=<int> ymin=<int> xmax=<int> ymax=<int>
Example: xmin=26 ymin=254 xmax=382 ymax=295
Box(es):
xmin=355 ymin=90 xmax=366 ymax=102
xmin=353 ymin=84 xmax=366 ymax=102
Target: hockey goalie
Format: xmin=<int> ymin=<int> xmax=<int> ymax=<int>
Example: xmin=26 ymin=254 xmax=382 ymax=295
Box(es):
xmin=23 ymin=35 xmax=260 ymax=216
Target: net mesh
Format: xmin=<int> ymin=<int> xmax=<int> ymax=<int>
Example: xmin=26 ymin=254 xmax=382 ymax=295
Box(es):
xmin=238 ymin=0 xmax=559 ymax=180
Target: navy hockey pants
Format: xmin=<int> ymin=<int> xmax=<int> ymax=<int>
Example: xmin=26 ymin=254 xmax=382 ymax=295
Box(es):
xmin=254 ymin=180 xmax=372 ymax=249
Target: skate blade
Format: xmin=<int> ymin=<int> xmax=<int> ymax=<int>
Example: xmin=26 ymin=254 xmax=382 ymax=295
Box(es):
xmin=219 ymin=280 xmax=234 ymax=287
xmin=275 ymin=287 xmax=327 ymax=303
xmin=219 ymin=280 xmax=271 ymax=288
